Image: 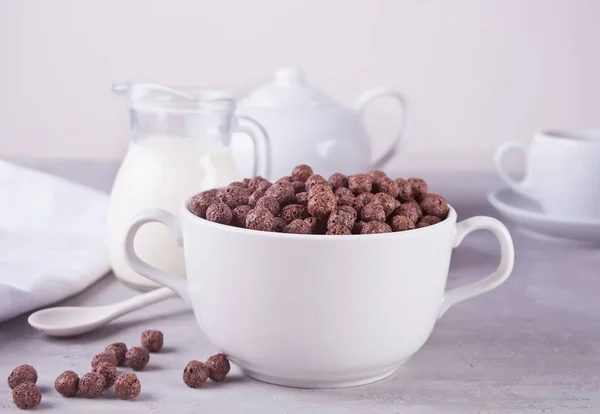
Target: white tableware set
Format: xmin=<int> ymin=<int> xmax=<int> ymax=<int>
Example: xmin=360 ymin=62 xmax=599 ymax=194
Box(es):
xmin=491 ymin=129 xmax=600 ymax=245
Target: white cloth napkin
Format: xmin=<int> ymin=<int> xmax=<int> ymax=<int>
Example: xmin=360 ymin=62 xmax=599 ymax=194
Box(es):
xmin=0 ymin=160 xmax=110 ymax=322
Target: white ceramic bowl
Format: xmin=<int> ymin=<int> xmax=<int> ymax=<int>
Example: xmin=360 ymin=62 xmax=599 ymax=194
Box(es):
xmin=123 ymin=200 xmax=514 ymax=388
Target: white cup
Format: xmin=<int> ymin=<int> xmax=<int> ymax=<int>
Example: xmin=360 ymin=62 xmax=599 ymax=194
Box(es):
xmin=122 ymin=200 xmax=514 ymax=388
xmin=494 ymin=130 xmax=600 ymax=219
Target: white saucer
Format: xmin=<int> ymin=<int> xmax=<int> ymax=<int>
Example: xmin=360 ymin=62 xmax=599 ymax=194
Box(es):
xmin=488 ymin=188 xmax=600 ymax=245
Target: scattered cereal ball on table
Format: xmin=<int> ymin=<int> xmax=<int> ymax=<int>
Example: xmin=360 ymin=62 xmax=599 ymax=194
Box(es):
xmin=284 ymin=219 xmax=312 ymax=234
xmin=328 ymin=173 xmax=348 ymax=189
xmin=79 ymin=372 xmax=106 ymax=398
xmin=7 ymin=365 xmax=37 ymax=390
xmin=373 ymin=193 xmax=398 ymax=216
xmin=93 ymin=362 xmax=117 ymax=388
xmin=361 ymin=221 xmax=392 ymax=234
xmin=205 ymin=353 xmax=231 ymax=382
xmin=114 ymin=372 xmax=141 ymax=400
xmin=246 ymin=207 xmax=275 ymax=232
xmin=417 ymin=215 xmax=442 ymax=228
xmin=390 ymin=215 xmax=416 ymax=232
xmin=281 ymin=204 xmax=308 ymax=224
xmin=141 ymin=330 xmax=164 ymax=353
xmin=105 ymin=342 xmax=128 ymax=366
xmin=348 ymin=174 xmax=372 ymax=195
xmin=55 ymin=370 xmax=79 ymax=397
xmin=373 ymin=176 xmax=399 ymax=198
xmin=307 ymin=193 xmax=337 ymax=220
xmin=272 ymin=217 xmax=287 ymax=232
xmin=12 ymin=382 xmax=41 ymax=409
xmin=361 ymin=202 xmax=386 ymax=223
xmin=304 ymin=174 xmax=328 ymax=191
xmin=265 ymin=182 xmax=295 ymax=205
xmin=408 ymin=177 xmax=429 ymax=200
xmin=326 ymin=225 xmax=352 ymax=235
xmin=206 ymin=202 xmax=233 ymax=225
xmin=420 ymin=194 xmax=449 ymax=218
xmin=291 ymin=164 xmax=314 ymax=182
xmin=189 ymin=189 xmax=219 ymax=218
xmin=295 ymin=191 xmax=308 ymax=205
xmin=183 ymin=360 xmax=210 ymax=388
xmin=255 ymin=195 xmax=281 ymax=216
xmin=231 ymin=205 xmax=252 ymax=228
xmin=328 ymin=210 xmax=354 ymax=230
xmin=91 ymin=352 xmax=118 ymax=370
xmin=126 ymin=346 xmax=150 ymax=371
xmin=218 ymin=186 xmax=249 ymax=209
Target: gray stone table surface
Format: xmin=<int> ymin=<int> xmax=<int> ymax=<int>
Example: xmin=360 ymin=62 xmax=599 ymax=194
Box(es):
xmin=1 ymin=159 xmax=600 ymax=414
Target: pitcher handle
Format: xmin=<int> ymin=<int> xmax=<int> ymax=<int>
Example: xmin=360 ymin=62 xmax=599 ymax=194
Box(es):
xmin=438 ymin=216 xmax=515 ymax=318
xmin=236 ymin=116 xmax=271 ymax=179
xmin=353 ymin=86 xmax=410 ymax=170
xmin=123 ymin=208 xmax=191 ymax=305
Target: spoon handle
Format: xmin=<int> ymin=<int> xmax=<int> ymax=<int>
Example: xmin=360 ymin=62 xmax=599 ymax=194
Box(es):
xmin=110 ymin=287 xmax=177 ymax=319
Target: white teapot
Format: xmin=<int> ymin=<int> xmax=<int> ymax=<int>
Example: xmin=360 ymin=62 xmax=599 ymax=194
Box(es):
xmin=233 ymin=68 xmax=410 ymax=179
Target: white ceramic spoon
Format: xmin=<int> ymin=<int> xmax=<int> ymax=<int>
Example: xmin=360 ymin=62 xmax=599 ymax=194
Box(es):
xmin=27 ymin=287 xmax=176 ymax=337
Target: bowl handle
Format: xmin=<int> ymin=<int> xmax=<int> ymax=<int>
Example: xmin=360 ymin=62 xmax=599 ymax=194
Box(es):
xmin=123 ymin=208 xmax=190 ymax=305
xmin=353 ymin=86 xmax=410 ymax=170
xmin=438 ymin=216 xmax=515 ymax=318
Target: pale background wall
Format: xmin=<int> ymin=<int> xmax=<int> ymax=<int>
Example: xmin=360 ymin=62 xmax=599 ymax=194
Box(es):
xmin=1 ymin=0 xmax=599 ymax=171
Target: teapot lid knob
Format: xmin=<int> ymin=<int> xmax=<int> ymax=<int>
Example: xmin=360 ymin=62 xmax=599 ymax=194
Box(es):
xmin=274 ymin=68 xmax=306 ymax=85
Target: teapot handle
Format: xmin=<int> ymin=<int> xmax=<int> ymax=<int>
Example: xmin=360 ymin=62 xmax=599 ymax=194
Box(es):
xmin=353 ymin=87 xmax=410 ymax=170
xmin=236 ymin=116 xmax=271 ymax=179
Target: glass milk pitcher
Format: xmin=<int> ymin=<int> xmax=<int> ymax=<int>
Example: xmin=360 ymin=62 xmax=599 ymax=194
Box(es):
xmin=109 ymin=83 xmax=270 ymax=290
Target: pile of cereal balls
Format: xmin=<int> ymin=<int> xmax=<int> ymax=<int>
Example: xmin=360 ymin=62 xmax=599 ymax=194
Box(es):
xmin=190 ymin=165 xmax=449 ymax=234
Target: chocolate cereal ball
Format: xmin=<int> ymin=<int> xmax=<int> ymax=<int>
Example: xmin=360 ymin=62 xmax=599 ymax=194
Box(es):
xmin=91 ymin=352 xmax=117 ymax=370
xmin=396 ymin=178 xmax=415 ymax=201
xmin=248 ymin=188 xmax=267 ymax=206
xmin=206 ymin=202 xmax=233 ymax=225
xmin=255 ymin=195 xmax=281 ymax=216
xmin=421 ymin=194 xmax=449 ymax=218
xmin=328 ymin=210 xmax=355 ymax=230
xmin=417 ymin=215 xmax=442 ymax=228
xmin=246 ymin=207 xmax=275 ymax=232
xmin=357 ymin=192 xmax=374 ymax=206
xmin=307 ymin=183 xmax=333 ymax=198
xmin=328 ymin=173 xmax=348 ymax=189
xmin=408 ymin=177 xmax=429 ymax=200
xmin=304 ymin=217 xmax=320 ymax=233
xmin=183 ymin=360 xmax=210 ymax=388
xmin=304 ymin=174 xmax=327 ymax=191
xmin=291 ymin=164 xmax=313 ymax=182
xmin=12 ymin=382 xmax=41 ymax=409
xmin=348 ymin=174 xmax=372 ymax=195
xmin=352 ymin=221 xmax=366 ymax=234
xmin=373 ymin=193 xmax=398 ymax=216
xmin=338 ymin=205 xmax=358 ymax=223
xmin=393 ymin=202 xmax=422 ymax=223
xmin=247 ymin=176 xmax=267 ymax=191
xmin=79 ymin=372 xmax=106 ymax=398
xmin=114 ymin=372 xmax=141 ymax=400
xmin=284 ymin=219 xmax=312 ymax=234
xmin=228 ymin=181 xmax=246 ymax=188
xmin=93 ymin=362 xmax=117 ymax=388
xmin=291 ymin=181 xmax=306 ymax=194
xmin=272 ymin=217 xmax=287 ymax=232
xmin=8 ymin=365 xmax=37 ymax=390
xmin=218 ymin=186 xmax=249 ymax=209
xmin=190 ymin=189 xmax=219 ymax=218
xmin=281 ymin=204 xmax=308 ymax=224
xmin=348 ymin=196 xmax=365 ymax=216
xmin=361 ymin=221 xmax=392 ymax=234
xmin=141 ymin=330 xmax=164 ymax=353
xmin=390 ymin=215 xmax=416 ymax=232
xmin=105 ymin=342 xmax=128 ymax=366
xmin=231 ymin=205 xmax=252 ymax=228
xmin=373 ymin=176 xmax=399 ymax=198
xmin=55 ymin=370 xmax=79 ymax=397
xmin=295 ymin=191 xmax=308 ymax=205
xmin=265 ymin=182 xmax=295 ymax=205
xmin=361 ymin=202 xmax=386 ymax=223
xmin=326 ymin=225 xmax=352 ymax=235
xmin=334 ymin=187 xmax=355 ymax=206
xmin=205 ymin=353 xmax=231 ymax=382
xmin=126 ymin=346 xmax=150 ymax=371
xmin=307 ymin=193 xmax=337 ymax=220
xmin=368 ymin=170 xmax=388 ymax=181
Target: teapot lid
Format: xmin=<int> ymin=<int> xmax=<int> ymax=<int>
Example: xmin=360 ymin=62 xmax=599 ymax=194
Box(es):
xmin=239 ymin=68 xmax=336 ymax=109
